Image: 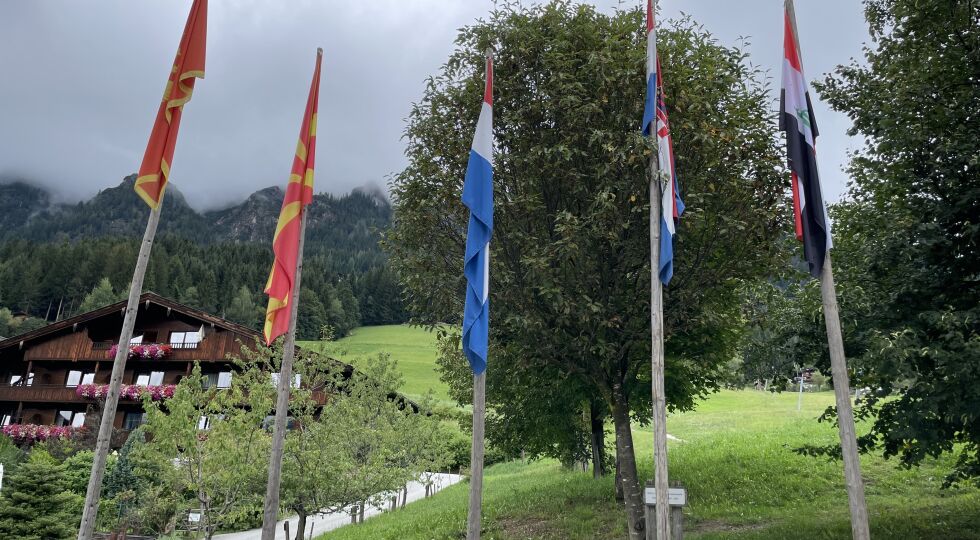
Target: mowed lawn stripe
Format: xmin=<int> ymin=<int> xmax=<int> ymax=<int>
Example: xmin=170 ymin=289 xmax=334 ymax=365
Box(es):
xmin=300 ymin=324 xmax=449 ymax=401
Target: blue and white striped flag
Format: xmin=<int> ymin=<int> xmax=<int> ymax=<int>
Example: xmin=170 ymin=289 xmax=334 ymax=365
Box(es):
xmin=461 ymin=54 xmax=494 ymax=375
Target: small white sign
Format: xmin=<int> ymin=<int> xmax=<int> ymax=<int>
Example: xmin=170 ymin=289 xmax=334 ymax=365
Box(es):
xmin=644 ymin=487 xmax=687 ymax=506
xmin=188 ymin=512 xmax=201 ymax=523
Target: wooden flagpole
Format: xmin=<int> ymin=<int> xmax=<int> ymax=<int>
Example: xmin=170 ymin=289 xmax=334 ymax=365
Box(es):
xmin=261 ymin=210 xmax=309 ymax=540
xmin=78 ymin=204 xmax=163 ymax=540
xmin=649 ymin=140 xmax=671 ymax=540
xmin=820 ymin=254 xmax=871 ymax=539
xmin=465 ymin=48 xmax=493 ymax=540
xmin=467 ymin=371 xmax=486 ymax=540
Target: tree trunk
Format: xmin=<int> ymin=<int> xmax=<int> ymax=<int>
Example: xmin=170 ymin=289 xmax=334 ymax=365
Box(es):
xmin=295 ymin=510 xmax=307 ymax=540
xmin=401 ymin=484 xmax=408 ymax=508
xmin=590 ymin=401 xmax=607 ymax=478
xmin=614 ymin=455 xmax=624 ymax=502
xmin=611 ymin=388 xmax=644 ymax=540
xmin=359 ymin=499 xmax=366 ymax=523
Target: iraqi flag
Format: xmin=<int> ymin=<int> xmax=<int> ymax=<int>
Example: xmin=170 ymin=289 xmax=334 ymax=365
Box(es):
xmin=641 ymin=0 xmax=684 ymax=285
xmin=780 ymin=0 xmax=832 ymax=277
xmin=461 ymin=54 xmax=494 ymax=375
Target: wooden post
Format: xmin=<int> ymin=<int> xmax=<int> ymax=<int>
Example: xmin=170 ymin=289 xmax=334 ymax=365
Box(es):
xmin=78 ymin=204 xmax=162 ymax=540
xmin=260 ymin=211 xmax=309 ymax=540
xmin=797 ymin=368 xmax=805 ymax=412
xmin=649 ymin=90 xmax=671 ymax=540
xmin=467 ymin=371 xmax=487 ymax=540
xmin=820 ymin=254 xmax=871 ymax=539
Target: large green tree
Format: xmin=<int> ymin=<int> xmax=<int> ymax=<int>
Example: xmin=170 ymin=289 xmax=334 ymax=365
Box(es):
xmin=385 ymin=2 xmax=788 ymax=534
xmin=809 ymin=0 xmax=980 ymax=483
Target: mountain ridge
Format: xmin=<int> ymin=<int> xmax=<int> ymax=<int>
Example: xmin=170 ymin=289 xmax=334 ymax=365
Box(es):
xmin=0 ymin=175 xmax=392 ymax=249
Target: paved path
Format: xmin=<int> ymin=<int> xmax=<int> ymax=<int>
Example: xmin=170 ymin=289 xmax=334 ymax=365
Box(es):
xmin=214 ymin=473 xmax=463 ymax=540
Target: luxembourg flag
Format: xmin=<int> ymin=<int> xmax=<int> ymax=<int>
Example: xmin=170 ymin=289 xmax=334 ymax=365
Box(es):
xmin=461 ymin=54 xmax=494 ymax=375
xmin=780 ymin=0 xmax=832 ymax=277
xmin=641 ymin=0 xmax=684 ymax=285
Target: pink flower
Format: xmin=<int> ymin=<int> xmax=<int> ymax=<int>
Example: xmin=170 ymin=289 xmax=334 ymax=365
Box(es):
xmin=2 ymin=424 xmax=74 ymax=443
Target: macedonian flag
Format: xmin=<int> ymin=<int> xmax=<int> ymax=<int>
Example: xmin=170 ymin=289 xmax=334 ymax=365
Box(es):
xmin=264 ymin=49 xmax=323 ymax=345
xmin=134 ymin=0 xmax=207 ymax=208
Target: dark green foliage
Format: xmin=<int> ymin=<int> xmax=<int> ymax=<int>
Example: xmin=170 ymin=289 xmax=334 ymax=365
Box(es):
xmin=803 ymin=0 xmax=980 ymax=484
xmin=389 ymin=0 xmax=786 ymax=456
xmin=0 ymin=178 xmax=408 ymax=336
xmin=0 ymin=450 xmax=79 ymax=540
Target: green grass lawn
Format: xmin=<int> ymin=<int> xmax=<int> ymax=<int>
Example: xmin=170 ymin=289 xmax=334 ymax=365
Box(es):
xmin=299 ymin=324 xmax=450 ymax=402
xmin=319 ymin=389 xmax=980 ymax=540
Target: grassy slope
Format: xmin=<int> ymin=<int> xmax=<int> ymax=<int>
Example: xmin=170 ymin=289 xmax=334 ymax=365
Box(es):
xmin=299 ymin=325 xmax=448 ymax=401
xmin=320 ymin=390 xmax=980 ymax=540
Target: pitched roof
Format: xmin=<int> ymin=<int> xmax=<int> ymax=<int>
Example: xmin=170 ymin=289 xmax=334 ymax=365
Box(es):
xmin=0 ymin=291 xmax=261 ymax=350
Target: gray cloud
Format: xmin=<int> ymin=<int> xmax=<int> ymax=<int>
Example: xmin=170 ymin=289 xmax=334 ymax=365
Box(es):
xmin=0 ymin=1 xmax=867 ymax=210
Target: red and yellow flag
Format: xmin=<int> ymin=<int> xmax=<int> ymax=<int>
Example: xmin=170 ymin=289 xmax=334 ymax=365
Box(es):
xmin=264 ymin=49 xmax=323 ymax=345
xmin=134 ymin=0 xmax=207 ymax=208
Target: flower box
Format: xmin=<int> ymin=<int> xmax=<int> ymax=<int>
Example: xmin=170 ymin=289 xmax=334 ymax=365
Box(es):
xmin=75 ymin=384 xmax=176 ymax=401
xmin=107 ymin=343 xmax=173 ymax=360
xmin=2 ymin=424 xmax=74 ymax=443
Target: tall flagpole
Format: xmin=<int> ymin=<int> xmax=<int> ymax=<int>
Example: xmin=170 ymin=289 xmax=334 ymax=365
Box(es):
xmin=463 ymin=48 xmax=494 ymax=540
xmin=261 ymin=210 xmax=308 ymax=540
xmin=784 ymin=2 xmax=869 ymax=537
xmin=79 ymin=0 xmax=206 ymax=535
xmin=648 ymin=99 xmax=671 ymax=540
xmin=820 ymin=254 xmax=870 ymax=539
xmin=78 ymin=204 xmax=162 ymax=540
xmin=261 ymin=46 xmax=322 ymax=540
xmin=647 ymin=1 xmax=671 ymax=538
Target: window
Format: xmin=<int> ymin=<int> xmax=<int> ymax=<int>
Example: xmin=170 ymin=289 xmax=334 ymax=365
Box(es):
xmin=1 ymin=413 xmax=12 ymax=426
xmin=135 ymin=371 xmax=165 ymax=386
xmin=217 ymin=371 xmax=232 ymax=389
xmin=271 ymin=373 xmax=301 ymax=389
xmin=202 ymin=373 xmax=217 ymax=389
xmin=66 ymin=370 xmax=96 ymax=388
xmin=170 ymin=331 xmax=202 ymax=348
xmin=130 ymin=334 xmax=144 ymax=344
xmin=198 ymin=414 xmax=224 ymax=430
xmin=10 ymin=372 xmax=34 ymax=386
xmin=56 ymin=410 xmax=82 ymax=427
xmin=123 ymin=412 xmax=145 ymax=430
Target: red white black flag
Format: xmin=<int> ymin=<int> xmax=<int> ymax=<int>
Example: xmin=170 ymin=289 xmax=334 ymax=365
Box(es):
xmin=780 ymin=0 xmax=832 ymax=277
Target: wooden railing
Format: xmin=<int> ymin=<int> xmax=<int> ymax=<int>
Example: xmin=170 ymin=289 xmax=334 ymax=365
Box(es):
xmin=0 ymin=384 xmax=80 ymax=403
xmin=91 ymin=341 xmax=200 ymax=350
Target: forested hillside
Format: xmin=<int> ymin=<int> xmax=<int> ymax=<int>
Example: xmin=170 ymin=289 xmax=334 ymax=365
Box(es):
xmin=0 ymin=176 xmax=406 ymax=339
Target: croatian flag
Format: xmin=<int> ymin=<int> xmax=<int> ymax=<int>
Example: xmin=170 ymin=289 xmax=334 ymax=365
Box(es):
xmin=641 ymin=0 xmax=684 ymax=285
xmin=461 ymin=54 xmax=494 ymax=375
xmin=780 ymin=0 xmax=832 ymax=277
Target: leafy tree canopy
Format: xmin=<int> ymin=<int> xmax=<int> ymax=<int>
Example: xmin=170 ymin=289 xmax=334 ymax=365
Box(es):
xmin=806 ymin=0 xmax=980 ymax=484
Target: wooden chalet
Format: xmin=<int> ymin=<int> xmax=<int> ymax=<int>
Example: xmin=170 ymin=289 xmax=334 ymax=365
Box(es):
xmin=0 ymin=292 xmax=323 ymax=446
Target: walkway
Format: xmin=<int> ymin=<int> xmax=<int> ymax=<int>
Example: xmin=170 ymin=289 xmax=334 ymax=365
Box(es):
xmin=213 ymin=473 xmax=463 ymax=540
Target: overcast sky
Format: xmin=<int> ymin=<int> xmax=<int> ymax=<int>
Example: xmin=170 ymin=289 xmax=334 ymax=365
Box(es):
xmin=0 ymin=1 xmax=869 ymax=210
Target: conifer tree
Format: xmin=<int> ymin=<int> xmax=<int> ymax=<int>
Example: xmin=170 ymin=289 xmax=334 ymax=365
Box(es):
xmin=0 ymin=449 xmax=79 ymax=540
xmin=77 ymin=277 xmax=119 ymax=313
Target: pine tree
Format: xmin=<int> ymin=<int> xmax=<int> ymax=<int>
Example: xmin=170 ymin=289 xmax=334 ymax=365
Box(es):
xmin=225 ymin=285 xmax=261 ymax=329
xmin=78 ymin=277 xmax=119 ymax=313
xmin=0 ymin=450 xmax=79 ymax=540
